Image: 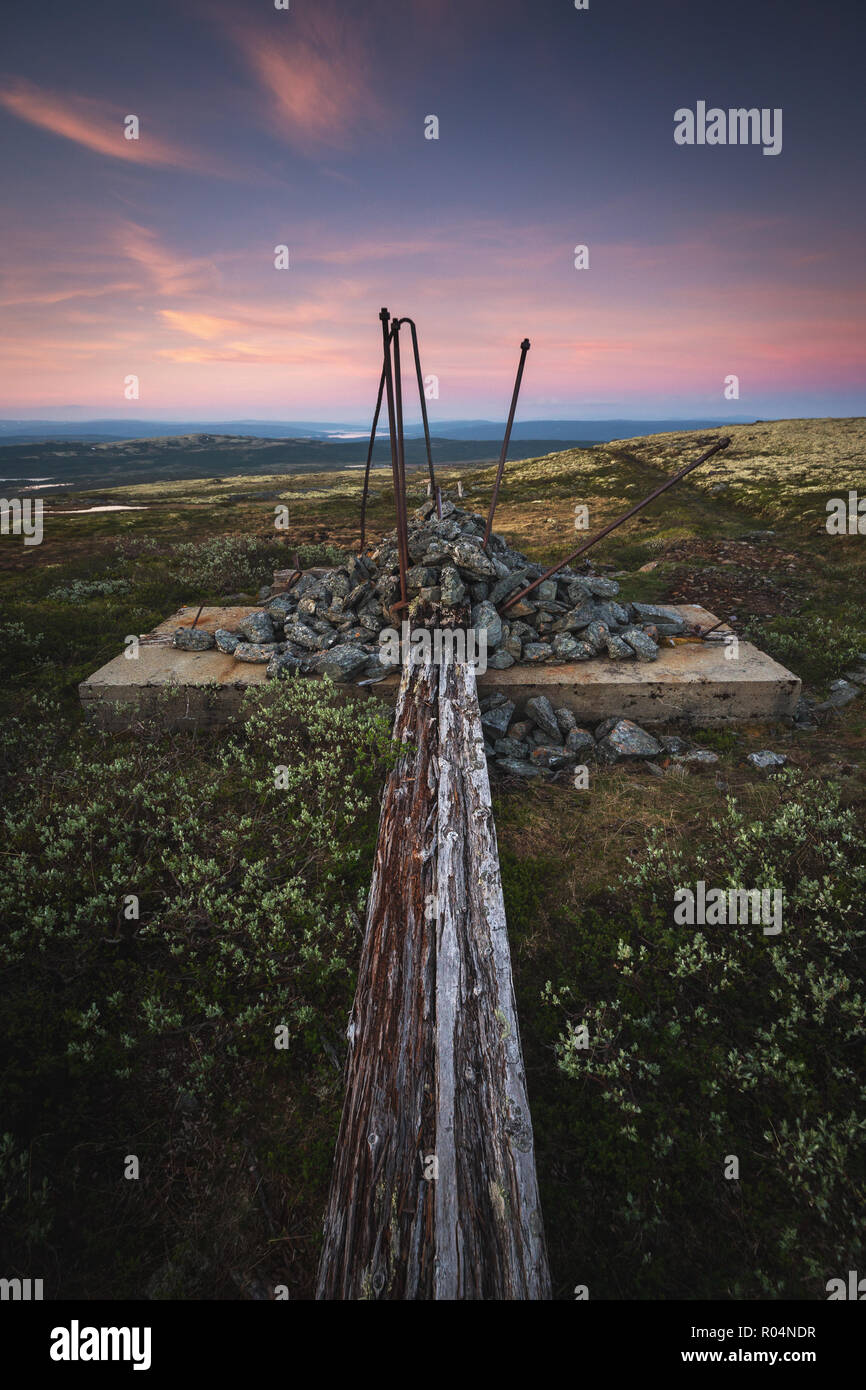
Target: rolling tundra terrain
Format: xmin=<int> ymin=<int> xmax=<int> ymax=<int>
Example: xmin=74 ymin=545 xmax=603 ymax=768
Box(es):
xmin=1 ymin=417 xmax=864 ymax=1300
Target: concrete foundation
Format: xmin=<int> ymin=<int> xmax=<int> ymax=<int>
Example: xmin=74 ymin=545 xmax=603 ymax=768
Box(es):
xmin=79 ymin=603 xmax=801 ymax=732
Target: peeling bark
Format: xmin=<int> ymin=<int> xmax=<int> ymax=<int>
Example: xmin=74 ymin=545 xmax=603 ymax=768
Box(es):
xmin=316 ymin=645 xmax=550 ymax=1300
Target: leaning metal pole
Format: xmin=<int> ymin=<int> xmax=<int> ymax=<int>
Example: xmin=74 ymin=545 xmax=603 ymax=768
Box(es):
xmin=500 ymin=436 xmax=731 ymax=613
xmin=398 ymin=316 xmax=440 ymax=518
xmin=390 ymin=318 xmax=412 ymax=613
xmin=359 ymin=340 xmax=391 ymax=554
xmin=379 ymin=307 xmax=409 ymax=608
xmin=483 ymin=338 xmax=531 ymax=549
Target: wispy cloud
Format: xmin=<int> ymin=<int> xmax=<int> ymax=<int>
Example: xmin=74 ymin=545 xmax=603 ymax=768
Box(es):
xmin=2 ymin=197 xmax=862 ymax=414
xmin=0 ymin=77 xmax=226 ymax=174
xmin=232 ymin=12 xmax=386 ymax=152
xmin=118 ymin=223 xmax=221 ymax=296
xmin=0 ymin=279 xmax=138 ymax=309
xmin=157 ymin=334 xmax=353 ymax=367
xmin=158 ymin=310 xmax=236 ymax=340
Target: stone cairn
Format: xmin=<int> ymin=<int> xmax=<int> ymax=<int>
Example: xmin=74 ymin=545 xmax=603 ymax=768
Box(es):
xmin=173 ymin=497 xmax=700 ymax=777
xmin=476 ymin=695 xmax=721 ymax=778
xmin=174 ymin=496 xmax=686 ymax=678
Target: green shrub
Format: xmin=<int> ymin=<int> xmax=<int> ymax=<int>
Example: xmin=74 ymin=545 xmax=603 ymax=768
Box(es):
xmin=0 ymin=620 xmax=47 ymax=683
xmin=0 ymin=679 xmax=396 ymax=1296
xmin=543 ymin=772 xmax=866 ymax=1298
xmin=689 ymin=725 xmax=738 ymax=753
xmin=167 ymin=534 xmax=289 ymax=595
xmin=296 ymin=543 xmax=347 ymax=568
xmin=47 ymin=578 xmax=131 ymax=602
xmin=744 ymin=613 xmax=866 ymax=685
xmin=498 ymin=848 xmax=555 ymax=937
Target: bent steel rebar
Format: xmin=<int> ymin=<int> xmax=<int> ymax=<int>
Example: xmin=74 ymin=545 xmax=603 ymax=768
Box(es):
xmin=378 ymin=307 xmax=409 ymax=607
xmin=397 ymin=316 xmax=439 ymax=518
xmin=483 ymin=338 xmax=531 ymax=549
xmin=359 ymin=331 xmax=393 ymax=554
xmin=391 ymin=317 xmax=411 ymax=610
xmin=362 ymin=314 xmax=442 ymax=555
xmin=500 ymin=436 xmax=732 ymax=613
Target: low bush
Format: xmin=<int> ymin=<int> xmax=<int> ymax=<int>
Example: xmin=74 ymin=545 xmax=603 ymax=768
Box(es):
xmin=744 ymin=613 xmax=866 ymax=685
xmin=0 ymin=679 xmax=396 ymax=1297
xmin=540 ymin=772 xmax=866 ymax=1298
xmin=166 ymin=535 xmax=289 ymax=595
xmin=47 ymin=578 xmax=131 ymax=602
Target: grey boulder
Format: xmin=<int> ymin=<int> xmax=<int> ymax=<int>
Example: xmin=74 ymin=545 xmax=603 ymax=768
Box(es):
xmin=214 ymin=628 xmax=240 ymax=654
xmin=234 ymin=642 xmax=281 ymax=663
xmin=596 ymin=718 xmax=662 ymax=763
xmin=267 ymin=652 xmax=308 ymax=679
xmin=471 ymin=600 xmax=503 ymax=651
xmin=173 ymin=627 xmax=215 ymax=651
xmin=747 ymin=750 xmax=788 ymax=769
xmin=237 ymin=610 xmax=276 ymax=644
xmin=311 ymin=645 xmax=370 ymax=682
xmin=621 ymin=626 xmax=659 ymax=661
xmin=481 ymin=699 xmax=516 ymax=737
xmin=526 ymin=695 xmax=561 ymax=740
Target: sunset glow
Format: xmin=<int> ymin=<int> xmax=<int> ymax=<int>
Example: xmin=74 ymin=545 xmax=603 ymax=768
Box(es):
xmin=1 ymin=0 xmax=863 ymax=422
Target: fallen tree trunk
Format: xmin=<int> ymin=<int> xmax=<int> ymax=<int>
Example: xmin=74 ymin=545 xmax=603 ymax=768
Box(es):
xmin=316 ymin=646 xmax=550 ymax=1300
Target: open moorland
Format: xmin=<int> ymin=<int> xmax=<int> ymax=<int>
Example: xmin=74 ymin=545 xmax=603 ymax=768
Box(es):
xmin=1 ymin=417 xmax=865 ymax=1299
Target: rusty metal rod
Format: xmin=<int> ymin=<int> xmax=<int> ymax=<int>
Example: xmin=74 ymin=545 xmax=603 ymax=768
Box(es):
xmin=483 ymin=337 xmax=531 ymax=549
xmin=282 ymin=550 xmax=303 ymax=593
xmin=392 ymin=318 xmax=410 ymax=608
xmin=390 ymin=314 xmax=411 ymax=609
xmin=500 ymin=436 xmax=731 ymax=613
xmin=397 ymin=316 xmax=439 ymax=517
xmin=359 ymin=334 xmax=393 ymax=553
xmin=379 ymin=307 xmax=408 ymax=608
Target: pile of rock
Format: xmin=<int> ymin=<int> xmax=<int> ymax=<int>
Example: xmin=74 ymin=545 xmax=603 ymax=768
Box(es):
xmin=479 ymin=695 xmax=712 ymax=777
xmin=173 ymin=499 xmax=687 ymax=683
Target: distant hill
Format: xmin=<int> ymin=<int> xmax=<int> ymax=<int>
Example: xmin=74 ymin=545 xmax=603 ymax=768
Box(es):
xmin=402 ymin=418 xmax=751 ymax=441
xmin=0 ymin=432 xmax=598 ymax=493
xmin=0 ymin=419 xmax=341 ymax=443
xmin=0 ymin=416 xmax=751 ymax=446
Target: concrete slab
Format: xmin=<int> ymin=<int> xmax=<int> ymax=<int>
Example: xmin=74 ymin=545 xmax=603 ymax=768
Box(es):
xmin=472 ymin=605 xmax=802 ymax=727
xmin=79 ymin=603 xmax=801 ymax=732
xmin=79 ymin=606 xmax=272 ymax=732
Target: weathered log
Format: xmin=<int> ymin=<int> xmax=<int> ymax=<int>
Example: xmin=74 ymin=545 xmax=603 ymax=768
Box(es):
xmin=316 ymin=646 xmax=550 ymax=1299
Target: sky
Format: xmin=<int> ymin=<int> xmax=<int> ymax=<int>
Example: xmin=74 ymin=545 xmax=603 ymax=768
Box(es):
xmin=0 ymin=0 xmax=864 ymax=423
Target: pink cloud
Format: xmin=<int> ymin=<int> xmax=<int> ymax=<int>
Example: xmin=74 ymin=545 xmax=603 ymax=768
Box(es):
xmin=0 ymin=77 xmax=227 ymax=174
xmin=1 ymin=205 xmax=863 ymax=414
xmin=159 ymin=310 xmax=237 ymax=341
xmin=0 ymin=280 xmax=138 ymax=309
xmin=232 ymin=14 xmax=386 ymax=152
xmin=118 ymin=223 xmax=221 ymax=297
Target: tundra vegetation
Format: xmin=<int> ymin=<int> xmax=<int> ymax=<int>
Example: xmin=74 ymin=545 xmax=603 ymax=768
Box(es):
xmin=1 ymin=418 xmax=864 ymax=1298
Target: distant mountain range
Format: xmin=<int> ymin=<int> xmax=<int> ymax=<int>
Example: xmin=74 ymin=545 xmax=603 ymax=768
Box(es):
xmin=0 ymin=432 xmax=603 ymax=492
xmin=0 ymin=417 xmax=752 ymax=446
